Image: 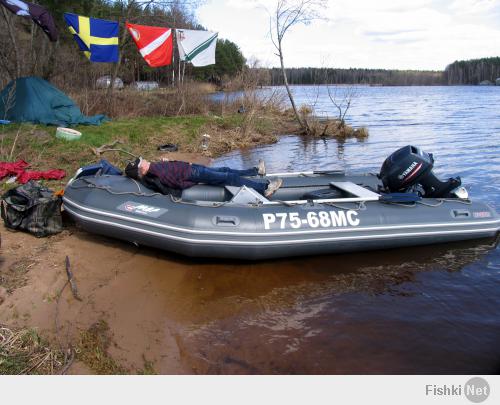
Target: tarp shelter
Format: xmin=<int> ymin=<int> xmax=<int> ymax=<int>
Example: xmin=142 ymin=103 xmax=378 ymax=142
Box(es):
xmin=0 ymin=77 xmax=108 ymax=126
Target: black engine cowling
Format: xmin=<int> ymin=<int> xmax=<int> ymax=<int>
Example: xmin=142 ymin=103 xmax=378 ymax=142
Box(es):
xmin=379 ymin=145 xmax=461 ymax=198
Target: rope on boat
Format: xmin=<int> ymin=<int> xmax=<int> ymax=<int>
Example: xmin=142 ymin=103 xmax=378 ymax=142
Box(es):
xmin=70 ymin=178 xmax=228 ymax=208
xmin=382 ymin=198 xmax=472 ymax=208
xmin=272 ymin=200 xmax=299 ymax=207
xmin=69 ymin=177 xmax=162 ymax=197
xmin=323 ymin=201 xmax=367 ymax=211
xmin=419 ymin=198 xmax=472 ymax=207
xmin=69 ymin=178 xmax=472 ymax=209
xmin=169 ymin=195 xmax=227 ymax=208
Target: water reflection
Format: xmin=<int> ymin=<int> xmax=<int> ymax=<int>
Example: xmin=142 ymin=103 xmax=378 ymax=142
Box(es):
xmin=166 ymin=238 xmax=499 ymax=374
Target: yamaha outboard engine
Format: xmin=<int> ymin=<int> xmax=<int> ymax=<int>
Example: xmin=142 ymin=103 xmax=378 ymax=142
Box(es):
xmin=379 ymin=145 xmax=461 ymax=198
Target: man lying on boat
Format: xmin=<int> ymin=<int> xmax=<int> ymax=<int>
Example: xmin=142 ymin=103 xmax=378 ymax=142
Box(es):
xmin=124 ymin=157 xmax=283 ymax=197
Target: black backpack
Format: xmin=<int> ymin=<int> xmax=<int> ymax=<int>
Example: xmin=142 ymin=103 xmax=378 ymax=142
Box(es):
xmin=1 ymin=181 xmax=63 ymax=237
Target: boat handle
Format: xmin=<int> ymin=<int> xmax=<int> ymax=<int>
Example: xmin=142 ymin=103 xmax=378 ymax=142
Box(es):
xmin=452 ymin=209 xmax=471 ymax=218
xmin=213 ymin=215 xmax=240 ymax=226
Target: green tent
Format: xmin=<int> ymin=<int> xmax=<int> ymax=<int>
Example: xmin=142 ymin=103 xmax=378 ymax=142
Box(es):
xmin=0 ymin=77 xmax=108 ymax=126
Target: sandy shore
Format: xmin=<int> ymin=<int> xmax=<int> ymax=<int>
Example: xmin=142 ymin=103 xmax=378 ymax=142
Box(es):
xmin=0 ymin=151 xmax=214 ymax=374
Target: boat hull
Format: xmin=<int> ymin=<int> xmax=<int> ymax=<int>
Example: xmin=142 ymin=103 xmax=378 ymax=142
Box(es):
xmin=63 ymin=174 xmax=500 ymax=260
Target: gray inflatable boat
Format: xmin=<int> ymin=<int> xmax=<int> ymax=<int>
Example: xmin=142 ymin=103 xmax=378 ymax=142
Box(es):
xmin=63 ymin=146 xmax=500 ymax=260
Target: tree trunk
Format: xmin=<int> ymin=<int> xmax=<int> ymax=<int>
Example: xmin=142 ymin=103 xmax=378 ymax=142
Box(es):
xmin=278 ymin=41 xmax=308 ymax=134
xmin=107 ymin=16 xmax=128 ymax=99
xmin=1 ymin=7 xmax=21 ymax=78
xmin=0 ymin=48 xmax=14 ymax=81
xmin=107 ymin=0 xmax=136 ymax=98
xmin=42 ymin=40 xmax=59 ymax=80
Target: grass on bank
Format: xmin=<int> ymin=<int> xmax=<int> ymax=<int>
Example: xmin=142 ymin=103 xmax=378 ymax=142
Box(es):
xmin=76 ymin=320 xmax=126 ymax=375
xmin=0 ymin=110 xmax=368 ymax=191
xmin=0 ymin=325 xmax=65 ymax=375
xmin=0 ymin=321 xmax=151 ymax=375
xmin=0 ymin=113 xmax=279 ymax=184
xmin=0 ymin=82 xmax=368 ymax=182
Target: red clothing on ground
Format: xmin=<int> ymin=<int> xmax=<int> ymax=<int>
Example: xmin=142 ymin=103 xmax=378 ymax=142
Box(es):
xmin=0 ymin=160 xmax=29 ymax=179
xmin=0 ymin=160 xmax=66 ymax=184
xmin=16 ymin=169 xmax=66 ymax=184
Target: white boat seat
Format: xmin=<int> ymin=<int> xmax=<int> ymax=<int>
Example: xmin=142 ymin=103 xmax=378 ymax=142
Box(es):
xmin=330 ymin=181 xmax=380 ymax=201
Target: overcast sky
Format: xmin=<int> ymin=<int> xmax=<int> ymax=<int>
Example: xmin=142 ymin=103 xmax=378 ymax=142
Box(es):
xmin=196 ymin=0 xmax=500 ymax=70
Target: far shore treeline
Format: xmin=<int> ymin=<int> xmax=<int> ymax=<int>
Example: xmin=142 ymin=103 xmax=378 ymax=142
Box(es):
xmin=263 ymin=57 xmax=500 ymax=86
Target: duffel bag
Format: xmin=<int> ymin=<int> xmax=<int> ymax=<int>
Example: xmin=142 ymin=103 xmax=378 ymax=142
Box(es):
xmin=1 ymin=181 xmax=62 ymax=237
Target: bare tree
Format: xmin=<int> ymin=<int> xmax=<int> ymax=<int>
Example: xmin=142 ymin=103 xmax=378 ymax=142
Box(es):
xmin=268 ymin=0 xmax=327 ymax=134
xmin=327 ymin=85 xmax=356 ymax=129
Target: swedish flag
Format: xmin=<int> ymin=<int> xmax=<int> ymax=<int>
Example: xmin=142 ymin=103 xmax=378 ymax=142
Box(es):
xmin=64 ymin=13 xmax=119 ymax=63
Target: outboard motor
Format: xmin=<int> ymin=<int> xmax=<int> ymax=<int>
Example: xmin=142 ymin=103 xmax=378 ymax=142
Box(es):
xmin=379 ymin=145 xmax=461 ymax=198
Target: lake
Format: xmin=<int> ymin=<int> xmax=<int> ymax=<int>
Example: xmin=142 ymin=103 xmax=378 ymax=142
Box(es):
xmin=195 ymin=85 xmax=500 ymax=373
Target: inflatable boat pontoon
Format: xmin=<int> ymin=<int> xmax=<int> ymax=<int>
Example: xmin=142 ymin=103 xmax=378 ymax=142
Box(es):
xmin=63 ymin=146 xmax=500 ymax=260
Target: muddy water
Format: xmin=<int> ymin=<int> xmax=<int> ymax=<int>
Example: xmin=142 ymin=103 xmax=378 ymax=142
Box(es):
xmin=3 ymin=86 xmax=499 ymax=374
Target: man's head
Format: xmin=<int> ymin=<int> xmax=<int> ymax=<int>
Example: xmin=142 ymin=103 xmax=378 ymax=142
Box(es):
xmin=125 ymin=157 xmax=150 ymax=179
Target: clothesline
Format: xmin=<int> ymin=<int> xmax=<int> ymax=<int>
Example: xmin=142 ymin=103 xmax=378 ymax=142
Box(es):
xmin=0 ymin=1 xmax=218 ymax=68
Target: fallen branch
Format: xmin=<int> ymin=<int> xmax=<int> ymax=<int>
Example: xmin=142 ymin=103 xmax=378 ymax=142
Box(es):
xmin=8 ymin=127 xmax=21 ymax=161
xmin=65 ymin=256 xmax=82 ymax=302
xmin=90 ymin=140 xmax=121 ymax=157
xmin=94 ymin=148 xmax=138 ymax=159
xmin=51 ymin=256 xmax=83 ymax=374
xmin=59 ymin=348 xmax=75 ymax=375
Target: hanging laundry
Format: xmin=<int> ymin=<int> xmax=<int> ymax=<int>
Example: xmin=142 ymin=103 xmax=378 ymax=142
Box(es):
xmin=126 ymin=22 xmax=173 ymax=68
xmin=176 ymin=29 xmax=218 ymax=67
xmin=0 ymin=160 xmax=66 ymax=184
xmin=0 ymin=0 xmax=58 ymax=41
xmin=64 ymin=13 xmax=119 ymax=63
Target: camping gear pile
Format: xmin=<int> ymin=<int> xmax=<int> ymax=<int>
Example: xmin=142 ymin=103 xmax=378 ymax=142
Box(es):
xmin=0 ymin=160 xmax=120 ymax=238
xmin=0 ymin=158 xmax=66 ymax=237
xmin=0 ymin=159 xmax=124 ymax=237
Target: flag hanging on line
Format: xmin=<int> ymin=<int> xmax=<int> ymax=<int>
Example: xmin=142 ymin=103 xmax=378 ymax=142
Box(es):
xmin=176 ymin=29 xmax=218 ymax=67
xmin=64 ymin=13 xmax=118 ymax=63
xmin=126 ymin=22 xmax=173 ymax=68
xmin=0 ymin=0 xmax=58 ymax=41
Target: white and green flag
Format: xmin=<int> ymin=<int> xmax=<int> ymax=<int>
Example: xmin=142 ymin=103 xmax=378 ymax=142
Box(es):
xmin=176 ymin=29 xmax=218 ymax=67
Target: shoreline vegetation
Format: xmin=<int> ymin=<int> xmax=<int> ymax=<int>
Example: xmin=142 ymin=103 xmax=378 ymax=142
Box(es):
xmin=0 ymin=83 xmax=369 ymax=183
